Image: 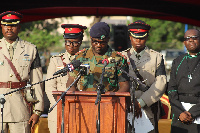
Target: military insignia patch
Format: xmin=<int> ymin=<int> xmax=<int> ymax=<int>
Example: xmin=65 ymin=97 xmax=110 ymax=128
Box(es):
xmin=7 ymin=14 xmax=11 ymax=17
xmin=24 ymin=54 xmax=30 ymax=56
xmin=0 ymin=61 xmax=4 ymax=65
xmin=68 ymin=28 xmax=72 ymax=31
xmin=101 ymin=35 xmax=105 ymax=40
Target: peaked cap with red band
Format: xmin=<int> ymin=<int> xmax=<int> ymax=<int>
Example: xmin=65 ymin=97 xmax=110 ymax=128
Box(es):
xmin=61 ymin=24 xmax=87 ymax=39
xmin=0 ymin=11 xmax=23 ymax=25
xmin=128 ymin=20 xmax=151 ymax=38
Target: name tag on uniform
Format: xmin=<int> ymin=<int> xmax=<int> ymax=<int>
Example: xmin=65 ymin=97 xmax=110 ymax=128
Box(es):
xmin=57 ymin=66 xmax=64 ymax=69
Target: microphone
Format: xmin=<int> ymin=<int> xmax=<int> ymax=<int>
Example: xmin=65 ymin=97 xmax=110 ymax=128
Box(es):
xmin=95 ymin=59 xmax=109 ymax=105
xmin=102 ymin=59 xmax=109 ymax=66
xmin=53 ymin=60 xmax=82 ymax=76
xmin=79 ymin=64 xmax=90 ymax=75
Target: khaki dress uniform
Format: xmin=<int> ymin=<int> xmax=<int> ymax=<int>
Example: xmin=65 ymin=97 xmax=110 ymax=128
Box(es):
xmin=0 ymin=37 xmax=43 ymax=133
xmin=45 ymin=52 xmax=74 ymax=133
xmin=121 ymin=46 xmax=167 ymax=132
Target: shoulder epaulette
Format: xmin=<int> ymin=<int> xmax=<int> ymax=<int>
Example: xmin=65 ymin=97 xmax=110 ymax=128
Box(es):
xmin=22 ymin=40 xmax=34 ymax=46
xmin=116 ymin=51 xmax=127 ymax=59
xmin=51 ymin=53 xmax=64 ymax=58
xmin=75 ymin=48 xmax=86 ymax=55
xmin=150 ymin=49 xmax=162 ymax=56
xmin=123 ymin=48 xmax=131 ymax=52
xmin=150 ymin=49 xmax=158 ymax=53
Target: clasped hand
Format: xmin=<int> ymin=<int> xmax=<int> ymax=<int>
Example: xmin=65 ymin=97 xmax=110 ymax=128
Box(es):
xmin=179 ymin=111 xmax=194 ymax=124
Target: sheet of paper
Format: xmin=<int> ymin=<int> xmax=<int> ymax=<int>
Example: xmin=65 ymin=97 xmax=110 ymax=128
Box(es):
xmin=127 ymin=109 xmax=154 ymax=133
xmin=181 ymin=102 xmax=200 ymax=124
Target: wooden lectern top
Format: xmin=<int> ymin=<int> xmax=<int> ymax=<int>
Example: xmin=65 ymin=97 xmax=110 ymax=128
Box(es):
xmin=53 ymin=90 xmax=130 ymax=96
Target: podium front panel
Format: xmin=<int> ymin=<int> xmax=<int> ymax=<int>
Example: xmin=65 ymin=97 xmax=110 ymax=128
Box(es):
xmin=54 ymin=91 xmax=130 ymax=133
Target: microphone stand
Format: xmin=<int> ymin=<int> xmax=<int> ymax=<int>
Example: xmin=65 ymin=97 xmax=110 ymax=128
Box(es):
xmin=0 ymin=72 xmax=67 ymax=133
xmin=117 ymin=66 xmax=137 ymax=133
xmin=95 ymin=64 xmax=106 ymax=133
xmin=48 ymin=70 xmax=84 ymax=133
xmin=0 ymin=95 xmax=5 ymax=133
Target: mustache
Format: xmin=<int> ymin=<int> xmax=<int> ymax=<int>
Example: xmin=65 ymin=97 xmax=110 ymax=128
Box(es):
xmin=189 ymin=42 xmax=197 ymax=46
xmin=5 ymin=31 xmax=14 ymax=34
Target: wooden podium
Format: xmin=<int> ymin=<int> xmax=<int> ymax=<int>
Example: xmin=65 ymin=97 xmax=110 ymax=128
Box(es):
xmin=53 ymin=91 xmax=131 ymax=133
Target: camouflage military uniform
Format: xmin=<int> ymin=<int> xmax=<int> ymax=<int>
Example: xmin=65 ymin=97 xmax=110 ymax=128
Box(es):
xmin=70 ymin=46 xmax=129 ymax=91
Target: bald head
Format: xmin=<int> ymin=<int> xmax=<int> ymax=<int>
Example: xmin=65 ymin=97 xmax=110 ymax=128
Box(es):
xmin=184 ymin=29 xmax=200 ymax=38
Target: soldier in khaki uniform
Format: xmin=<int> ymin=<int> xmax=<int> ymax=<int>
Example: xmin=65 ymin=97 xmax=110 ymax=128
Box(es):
xmin=45 ymin=24 xmax=87 ymax=133
xmin=67 ymin=22 xmax=131 ymax=92
xmin=121 ymin=20 xmax=167 ymax=133
xmin=0 ymin=11 xmax=43 ymax=133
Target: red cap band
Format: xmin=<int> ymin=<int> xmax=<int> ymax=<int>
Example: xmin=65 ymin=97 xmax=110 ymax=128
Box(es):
xmin=65 ymin=28 xmax=83 ymax=34
xmin=2 ymin=14 xmax=20 ymax=20
xmin=129 ymin=29 xmax=148 ymax=33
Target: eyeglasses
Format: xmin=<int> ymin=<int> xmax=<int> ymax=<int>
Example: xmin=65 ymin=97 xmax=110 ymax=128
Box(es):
xmin=91 ymin=39 xmax=108 ymax=45
xmin=184 ymin=36 xmax=199 ymax=41
xmin=65 ymin=40 xmax=81 ymax=47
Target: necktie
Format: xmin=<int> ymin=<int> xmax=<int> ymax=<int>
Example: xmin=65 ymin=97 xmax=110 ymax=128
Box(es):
xmin=9 ymin=45 xmax=14 ymax=60
xmin=136 ymin=54 xmax=141 ymax=60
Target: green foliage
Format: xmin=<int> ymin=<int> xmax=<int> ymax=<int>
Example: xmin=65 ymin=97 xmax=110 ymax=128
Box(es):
xmin=131 ymin=17 xmax=187 ymax=51
xmin=19 ymin=28 xmax=62 ymax=51
xmin=18 ymin=20 xmax=63 ymax=51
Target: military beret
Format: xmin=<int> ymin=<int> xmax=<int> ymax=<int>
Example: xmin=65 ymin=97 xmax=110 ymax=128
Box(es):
xmin=61 ymin=24 xmax=87 ymax=39
xmin=90 ymin=22 xmax=110 ymax=40
xmin=128 ymin=20 xmax=151 ymax=38
xmin=0 ymin=11 xmax=23 ymax=26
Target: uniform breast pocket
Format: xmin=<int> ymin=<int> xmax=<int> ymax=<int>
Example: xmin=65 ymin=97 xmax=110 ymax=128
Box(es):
xmin=145 ymin=63 xmax=156 ymax=75
xmin=56 ymin=66 xmax=65 ymax=83
xmin=20 ymin=58 xmax=32 ymax=68
xmin=104 ymin=67 xmax=115 ymax=79
xmin=19 ymin=57 xmax=33 ymax=74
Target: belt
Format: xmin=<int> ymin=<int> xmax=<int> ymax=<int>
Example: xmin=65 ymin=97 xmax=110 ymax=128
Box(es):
xmin=179 ymin=93 xmax=200 ymax=97
xmin=0 ymin=81 xmax=27 ymax=89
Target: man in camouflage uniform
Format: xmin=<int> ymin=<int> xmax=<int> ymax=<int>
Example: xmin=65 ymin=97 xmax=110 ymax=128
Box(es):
xmin=45 ymin=24 xmax=87 ymax=133
xmin=67 ymin=22 xmax=130 ymax=92
xmin=121 ymin=20 xmax=167 ymax=133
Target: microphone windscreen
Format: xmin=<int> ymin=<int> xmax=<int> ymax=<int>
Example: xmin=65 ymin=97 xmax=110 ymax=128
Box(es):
xmin=102 ymin=59 xmax=109 ymax=66
xmin=72 ymin=60 xmax=82 ymax=69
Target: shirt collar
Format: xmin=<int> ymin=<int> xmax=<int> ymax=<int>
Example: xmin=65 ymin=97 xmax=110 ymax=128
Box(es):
xmin=187 ymin=51 xmax=200 ymax=58
xmin=132 ymin=46 xmax=146 ymax=57
xmin=4 ymin=37 xmax=18 ymax=49
xmin=66 ymin=51 xmax=75 ymax=61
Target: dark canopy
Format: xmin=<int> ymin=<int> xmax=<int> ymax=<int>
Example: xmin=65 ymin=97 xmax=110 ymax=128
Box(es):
xmin=1 ymin=0 xmax=200 ymax=26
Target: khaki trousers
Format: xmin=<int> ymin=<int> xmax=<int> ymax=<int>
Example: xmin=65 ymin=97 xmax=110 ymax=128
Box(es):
xmin=0 ymin=122 xmax=30 ymax=133
xmin=48 ymin=119 xmax=57 ymax=133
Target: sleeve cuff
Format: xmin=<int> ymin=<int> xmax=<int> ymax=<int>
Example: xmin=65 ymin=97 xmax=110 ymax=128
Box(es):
xmin=137 ymin=98 xmax=146 ymax=108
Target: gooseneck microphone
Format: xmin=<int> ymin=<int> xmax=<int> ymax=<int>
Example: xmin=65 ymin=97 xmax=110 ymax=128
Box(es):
xmin=53 ymin=60 xmax=82 ymax=76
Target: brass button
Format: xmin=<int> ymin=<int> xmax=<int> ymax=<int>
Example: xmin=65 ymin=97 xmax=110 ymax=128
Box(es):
xmin=10 ymin=74 xmax=13 ymax=77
